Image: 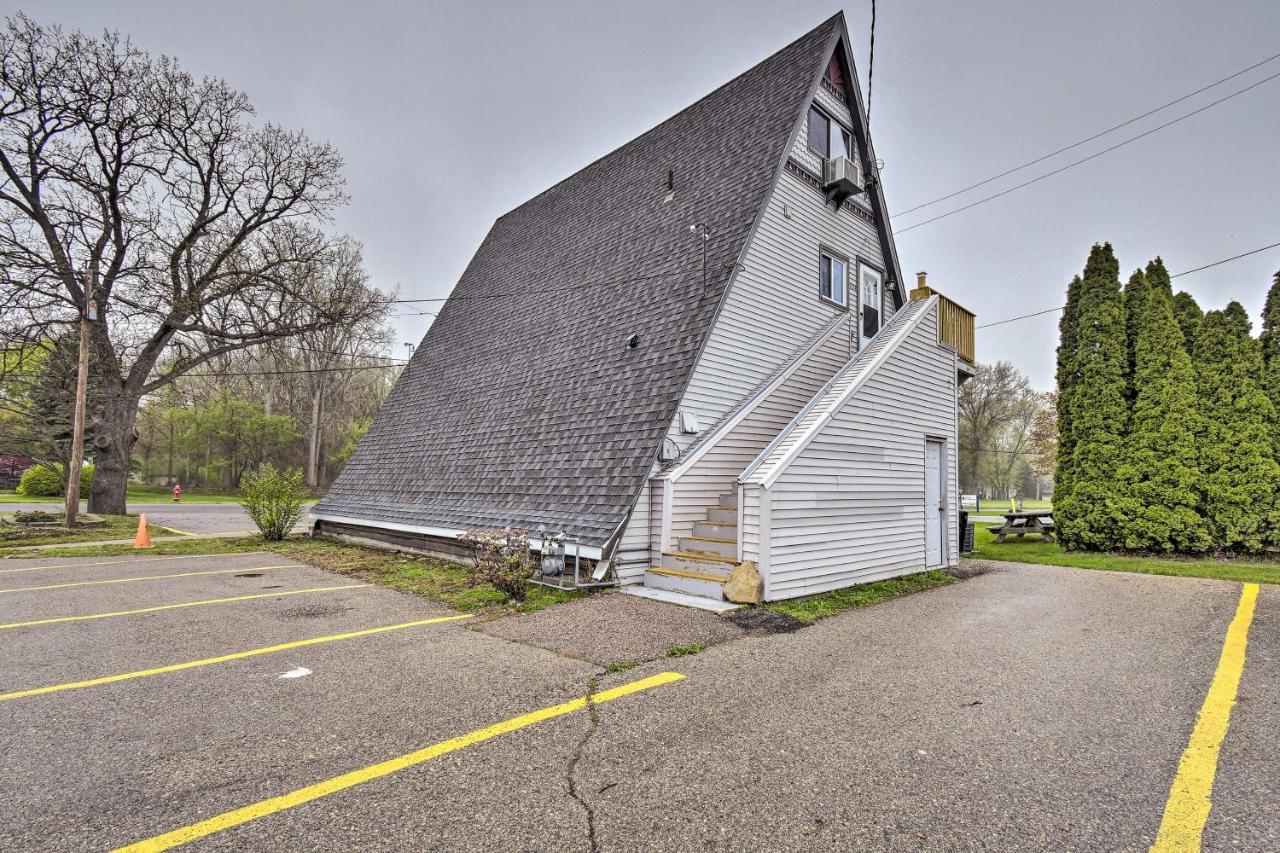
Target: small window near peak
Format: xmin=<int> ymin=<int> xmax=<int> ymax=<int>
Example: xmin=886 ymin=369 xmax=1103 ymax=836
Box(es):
xmin=825 ymin=56 xmax=844 ymax=87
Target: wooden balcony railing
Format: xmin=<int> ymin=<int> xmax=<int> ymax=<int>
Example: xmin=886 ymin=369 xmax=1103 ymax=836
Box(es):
xmin=909 ymin=278 xmax=975 ymax=365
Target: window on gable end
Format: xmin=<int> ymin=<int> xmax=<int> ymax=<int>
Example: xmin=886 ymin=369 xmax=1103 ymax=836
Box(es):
xmin=807 ymin=106 xmax=829 ymax=159
xmin=819 ymin=251 xmax=847 ymax=307
xmin=826 ymin=56 xmax=844 ymax=87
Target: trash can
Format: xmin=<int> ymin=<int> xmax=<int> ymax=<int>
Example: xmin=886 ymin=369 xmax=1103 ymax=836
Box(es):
xmin=959 ymin=509 xmax=975 ymax=554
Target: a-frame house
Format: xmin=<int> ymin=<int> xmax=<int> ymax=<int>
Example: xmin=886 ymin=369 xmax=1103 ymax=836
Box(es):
xmin=313 ymin=12 xmax=975 ymax=607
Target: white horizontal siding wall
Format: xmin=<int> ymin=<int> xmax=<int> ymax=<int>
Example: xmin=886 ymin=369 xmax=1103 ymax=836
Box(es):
xmin=613 ymin=473 xmax=652 ymax=584
xmin=763 ymin=305 xmax=959 ymax=600
xmin=669 ymin=170 xmax=885 ymax=453
xmin=666 ymin=328 xmax=849 ymax=543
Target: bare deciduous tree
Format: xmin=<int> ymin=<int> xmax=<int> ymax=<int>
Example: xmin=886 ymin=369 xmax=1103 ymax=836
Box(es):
xmin=0 ymin=15 xmax=373 ymax=512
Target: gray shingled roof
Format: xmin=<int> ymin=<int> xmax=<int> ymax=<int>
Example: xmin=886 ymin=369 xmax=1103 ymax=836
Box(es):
xmin=315 ymin=15 xmax=842 ymax=545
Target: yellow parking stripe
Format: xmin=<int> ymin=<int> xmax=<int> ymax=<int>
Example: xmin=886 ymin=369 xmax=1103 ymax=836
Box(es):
xmin=1151 ymin=583 xmax=1259 ymax=852
xmin=0 ymin=613 xmax=472 ymax=703
xmin=0 ymin=584 xmax=369 ymax=630
xmin=0 ymin=553 xmax=271 ymax=576
xmin=0 ymin=565 xmax=295 ymax=594
xmin=116 ymin=671 xmax=685 ymax=852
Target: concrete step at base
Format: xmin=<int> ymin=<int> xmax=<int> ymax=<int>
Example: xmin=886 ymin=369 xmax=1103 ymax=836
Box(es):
xmin=644 ymin=567 xmax=727 ymax=600
xmin=676 ymin=535 xmax=737 ymax=559
xmin=718 ymin=492 xmax=738 ymax=509
xmin=706 ymin=508 xmax=736 ymax=524
xmin=621 ymin=585 xmax=740 ymax=613
xmin=693 ymin=520 xmax=737 ymax=539
xmin=661 ymin=551 xmax=735 ymax=577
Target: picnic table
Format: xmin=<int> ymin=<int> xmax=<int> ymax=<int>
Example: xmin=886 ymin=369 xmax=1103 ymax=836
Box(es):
xmin=991 ymin=509 xmax=1055 ymax=543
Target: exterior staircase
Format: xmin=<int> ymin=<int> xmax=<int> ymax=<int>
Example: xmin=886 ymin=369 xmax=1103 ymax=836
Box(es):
xmin=642 ymin=491 xmax=740 ymax=607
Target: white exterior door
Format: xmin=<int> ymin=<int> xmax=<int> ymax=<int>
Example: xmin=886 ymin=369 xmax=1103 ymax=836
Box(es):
xmin=859 ymin=264 xmax=882 ymax=348
xmin=925 ymin=439 xmax=945 ymax=567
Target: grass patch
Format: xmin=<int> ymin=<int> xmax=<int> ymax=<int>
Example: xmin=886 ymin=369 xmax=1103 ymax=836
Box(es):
xmin=666 ymin=643 xmax=706 ymax=658
xmin=604 ymin=660 xmax=641 ymax=673
xmin=764 ymin=570 xmax=956 ymax=623
xmin=0 ymin=535 xmax=269 ymax=560
xmin=268 ymin=539 xmax=580 ymax=615
xmin=0 ymin=489 xmax=254 ymax=502
xmin=3 ymin=534 xmax=580 ymax=616
xmin=961 ymin=498 xmax=1052 ymax=514
xmin=0 ymin=514 xmax=177 ymax=548
xmin=970 ymin=524 xmax=1280 ymax=585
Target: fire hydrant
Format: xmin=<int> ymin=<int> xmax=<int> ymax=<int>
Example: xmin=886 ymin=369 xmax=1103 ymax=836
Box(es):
xmin=172 ymin=483 xmax=182 ymax=503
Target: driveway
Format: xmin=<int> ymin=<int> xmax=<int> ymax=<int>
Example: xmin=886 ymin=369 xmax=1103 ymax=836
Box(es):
xmin=0 ymin=553 xmax=1272 ymax=851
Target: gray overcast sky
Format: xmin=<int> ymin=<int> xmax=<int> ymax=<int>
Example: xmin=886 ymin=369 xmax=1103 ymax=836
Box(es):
xmin=16 ymin=0 xmax=1280 ymax=388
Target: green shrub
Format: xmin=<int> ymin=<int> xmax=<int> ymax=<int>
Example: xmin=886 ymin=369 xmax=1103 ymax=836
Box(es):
xmin=16 ymin=463 xmax=93 ymax=497
xmin=239 ymin=463 xmax=308 ymax=541
xmin=458 ymin=528 xmax=533 ymax=601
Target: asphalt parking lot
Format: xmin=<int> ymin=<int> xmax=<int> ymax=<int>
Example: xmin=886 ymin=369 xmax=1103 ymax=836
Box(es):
xmin=0 ymin=551 xmax=1273 ymax=851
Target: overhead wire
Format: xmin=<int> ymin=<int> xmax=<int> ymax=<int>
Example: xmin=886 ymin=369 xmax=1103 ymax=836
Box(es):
xmin=891 ymin=51 xmax=1280 ymax=218
xmin=975 ymin=240 xmax=1280 ymax=330
xmin=894 ymin=67 xmax=1280 ymax=234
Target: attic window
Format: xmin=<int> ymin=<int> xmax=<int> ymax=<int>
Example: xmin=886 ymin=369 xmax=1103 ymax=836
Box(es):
xmin=825 ymin=56 xmax=844 ymax=87
xmin=807 ymin=106 xmax=852 ymax=161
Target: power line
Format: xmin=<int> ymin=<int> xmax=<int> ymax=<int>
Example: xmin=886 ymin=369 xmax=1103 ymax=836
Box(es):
xmin=892 ymin=51 xmax=1280 ymax=218
xmin=894 ymin=68 xmax=1280 ymax=235
xmin=381 ymin=267 xmax=704 ymax=306
xmin=975 ymin=240 xmax=1280 ymax=330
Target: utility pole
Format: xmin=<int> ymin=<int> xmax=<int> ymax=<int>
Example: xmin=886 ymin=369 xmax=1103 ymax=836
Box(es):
xmin=64 ymin=273 xmax=93 ymax=526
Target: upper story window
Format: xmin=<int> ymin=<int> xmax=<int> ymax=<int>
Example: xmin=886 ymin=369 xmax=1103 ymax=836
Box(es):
xmin=819 ymin=251 xmax=847 ymax=307
xmin=807 ymin=106 xmax=852 ymax=161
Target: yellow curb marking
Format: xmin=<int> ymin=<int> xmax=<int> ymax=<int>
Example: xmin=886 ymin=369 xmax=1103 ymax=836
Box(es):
xmin=0 ymin=613 xmax=472 ymax=703
xmin=0 ymin=584 xmax=369 ymax=631
xmin=0 ymin=565 xmax=296 ymax=594
xmin=116 ymin=672 xmax=685 ymax=852
xmin=0 ymin=553 xmax=271 ymax=576
xmin=1150 ymin=582 xmax=1259 ymax=852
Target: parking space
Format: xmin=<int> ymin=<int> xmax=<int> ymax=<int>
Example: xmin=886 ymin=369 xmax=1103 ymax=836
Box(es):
xmin=0 ymin=552 xmax=1271 ymax=850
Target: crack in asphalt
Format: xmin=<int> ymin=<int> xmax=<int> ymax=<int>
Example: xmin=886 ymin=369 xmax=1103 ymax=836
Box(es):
xmin=566 ymin=676 xmax=601 ymax=853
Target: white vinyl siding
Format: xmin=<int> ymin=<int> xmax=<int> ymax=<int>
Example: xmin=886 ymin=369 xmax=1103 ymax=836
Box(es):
xmin=614 ymin=473 xmax=653 ymax=584
xmin=663 ymin=328 xmax=849 ymax=544
xmin=669 ymin=169 xmax=884 ymax=453
xmin=744 ymin=301 xmax=960 ymax=600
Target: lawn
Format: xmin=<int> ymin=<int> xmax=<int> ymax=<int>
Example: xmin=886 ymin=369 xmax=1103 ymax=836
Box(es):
xmin=970 ymin=523 xmax=1280 ymax=586
xmin=764 ymin=570 xmax=956 ymax=623
xmin=0 ymin=487 xmax=249 ymax=505
xmin=0 ymin=534 xmax=578 ymax=615
xmin=961 ymin=497 xmax=1052 ymax=514
xmin=0 ymin=514 xmax=178 ymax=548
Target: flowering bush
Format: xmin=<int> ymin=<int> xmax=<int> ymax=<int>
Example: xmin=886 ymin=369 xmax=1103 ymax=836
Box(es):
xmin=239 ymin=463 xmax=307 ymax=541
xmin=458 ymin=528 xmax=533 ymax=601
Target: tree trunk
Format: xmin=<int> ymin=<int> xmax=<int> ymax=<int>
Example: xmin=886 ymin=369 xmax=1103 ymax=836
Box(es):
xmin=306 ymin=386 xmax=323 ymax=487
xmin=166 ymin=419 xmax=174 ymax=484
xmin=87 ymin=394 xmax=139 ymax=515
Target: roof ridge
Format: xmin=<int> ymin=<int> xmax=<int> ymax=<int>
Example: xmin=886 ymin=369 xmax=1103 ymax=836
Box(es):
xmin=497 ymin=13 xmax=844 ymax=221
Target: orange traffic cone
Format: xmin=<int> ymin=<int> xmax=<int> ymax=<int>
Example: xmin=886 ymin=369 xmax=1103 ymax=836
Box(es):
xmin=133 ymin=513 xmax=154 ymax=549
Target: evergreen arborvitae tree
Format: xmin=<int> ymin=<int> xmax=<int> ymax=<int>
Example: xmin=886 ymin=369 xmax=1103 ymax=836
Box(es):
xmin=1116 ymin=277 xmax=1207 ymax=552
xmin=1258 ymin=271 xmax=1280 ymax=415
xmin=1057 ymin=243 xmax=1129 ymax=550
xmin=1172 ymin=290 xmax=1203 ymax=356
xmin=1194 ymin=303 xmax=1280 ymax=552
xmin=1122 ymin=269 xmax=1147 ymax=400
xmin=1053 ymin=274 xmax=1083 ymax=507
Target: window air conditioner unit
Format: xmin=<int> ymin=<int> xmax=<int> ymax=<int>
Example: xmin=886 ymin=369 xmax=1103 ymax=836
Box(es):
xmin=823 ymin=156 xmax=863 ymax=196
